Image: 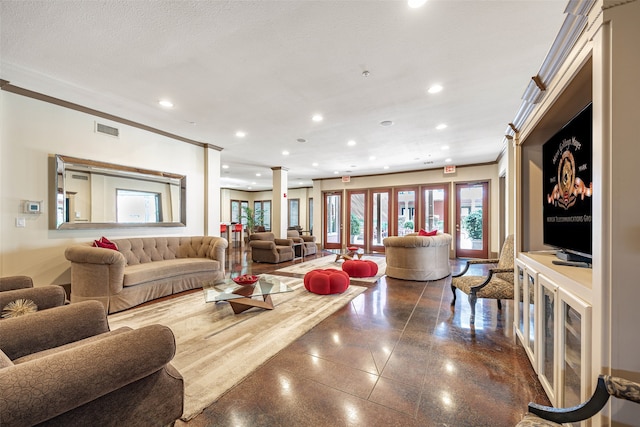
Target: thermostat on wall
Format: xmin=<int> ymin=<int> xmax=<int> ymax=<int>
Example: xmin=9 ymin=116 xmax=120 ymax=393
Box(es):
xmin=24 ymin=201 xmax=42 ymax=214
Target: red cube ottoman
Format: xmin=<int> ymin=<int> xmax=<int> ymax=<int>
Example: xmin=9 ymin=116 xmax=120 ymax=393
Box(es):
xmin=304 ymin=269 xmax=350 ymax=295
xmin=342 ymin=259 xmax=378 ymax=278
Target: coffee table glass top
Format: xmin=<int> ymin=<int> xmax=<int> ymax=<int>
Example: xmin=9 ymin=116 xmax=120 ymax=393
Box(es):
xmin=203 ymin=274 xmax=293 ymax=303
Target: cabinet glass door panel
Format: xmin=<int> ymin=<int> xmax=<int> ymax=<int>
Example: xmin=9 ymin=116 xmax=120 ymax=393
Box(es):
xmin=515 ymin=261 xmax=526 ymax=342
xmin=558 ymin=288 xmax=591 ymax=410
xmin=527 ymin=272 xmax=537 ymax=355
xmin=538 ymin=275 xmax=557 ymax=405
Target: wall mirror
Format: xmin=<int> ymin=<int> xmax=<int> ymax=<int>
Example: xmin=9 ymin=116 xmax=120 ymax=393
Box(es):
xmin=51 ymin=154 xmax=186 ymax=229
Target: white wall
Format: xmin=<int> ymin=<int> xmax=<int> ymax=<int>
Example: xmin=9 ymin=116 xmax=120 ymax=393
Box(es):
xmin=0 ymin=91 xmax=208 ymax=285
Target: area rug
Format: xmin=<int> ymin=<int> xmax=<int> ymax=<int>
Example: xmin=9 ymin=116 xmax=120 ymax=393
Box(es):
xmin=107 ymin=276 xmax=366 ymax=421
xmin=276 ymin=254 xmax=386 ymax=283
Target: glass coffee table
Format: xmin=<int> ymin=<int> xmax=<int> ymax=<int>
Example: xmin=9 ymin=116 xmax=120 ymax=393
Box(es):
xmin=203 ymin=274 xmax=293 ymax=314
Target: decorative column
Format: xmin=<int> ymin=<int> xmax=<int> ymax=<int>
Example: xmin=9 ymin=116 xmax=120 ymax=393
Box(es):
xmin=204 ymin=144 xmax=222 ymax=237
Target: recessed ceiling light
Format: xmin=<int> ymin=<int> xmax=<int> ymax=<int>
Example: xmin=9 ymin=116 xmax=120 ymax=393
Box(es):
xmin=362 ymin=70 xmax=370 ymax=77
xmin=222 ymin=164 xmax=229 ymax=169
xmin=383 ymin=165 xmax=390 ymax=170
xmin=251 ymin=181 xmax=256 ymax=185
xmin=334 ymin=171 xmax=339 ymax=174
xmin=158 ymin=100 xmax=174 ymax=108
xmin=297 ymin=138 xmax=307 ymax=143
xmin=441 ymin=145 xmax=450 ymax=150
xmin=235 ymin=131 xmax=246 ymax=138
xmin=312 ymin=162 xmax=319 ymax=167
xmin=369 ymin=156 xmax=376 ymax=161
xmin=282 ymin=150 xmax=290 ymax=155
xmin=427 ymin=84 xmax=443 ymax=94
xmin=436 ymin=123 xmax=447 ymax=130
xmin=408 ymin=0 xmax=427 ymax=8
xmin=248 ymin=186 xmax=252 ymax=190
xmin=256 ymin=173 xmax=261 ymax=177
xmin=312 ymin=114 xmax=323 ymax=122
xmin=445 ymin=158 xmax=452 ymax=163
xmin=347 ymin=140 xmax=356 ymax=146
xmin=298 ymin=181 xmax=303 ymax=185
xmin=380 ymin=120 xmax=394 ymax=127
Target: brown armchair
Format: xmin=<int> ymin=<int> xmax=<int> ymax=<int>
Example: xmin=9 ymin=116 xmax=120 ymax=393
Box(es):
xmin=517 ymin=375 xmax=640 ymax=426
xmin=249 ymin=232 xmax=295 ymax=263
xmin=0 ymin=300 xmax=184 ymax=426
xmin=451 ymin=234 xmax=514 ymax=324
xmin=287 ymin=230 xmax=317 ymax=256
xmin=0 ymin=276 xmax=66 ymax=318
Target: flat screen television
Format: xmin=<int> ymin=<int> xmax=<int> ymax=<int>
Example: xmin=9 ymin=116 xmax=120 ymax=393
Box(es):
xmin=542 ymin=103 xmax=593 ymax=261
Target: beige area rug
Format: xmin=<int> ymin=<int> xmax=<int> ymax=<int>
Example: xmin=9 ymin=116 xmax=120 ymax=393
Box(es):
xmin=276 ymin=254 xmax=387 ymax=283
xmin=107 ymin=276 xmax=366 ymax=422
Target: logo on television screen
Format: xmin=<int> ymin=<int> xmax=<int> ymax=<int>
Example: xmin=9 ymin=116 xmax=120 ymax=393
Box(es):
xmin=546 ymin=137 xmax=592 ymax=210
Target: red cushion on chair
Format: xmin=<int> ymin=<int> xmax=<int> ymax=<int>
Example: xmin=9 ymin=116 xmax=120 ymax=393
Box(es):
xmin=342 ymin=259 xmax=378 ymax=278
xmin=304 ymin=269 xmax=350 ymax=295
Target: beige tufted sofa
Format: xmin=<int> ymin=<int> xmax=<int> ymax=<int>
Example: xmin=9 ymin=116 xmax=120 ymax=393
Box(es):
xmin=65 ymin=236 xmax=227 ymax=313
xmin=383 ymin=233 xmax=452 ymax=281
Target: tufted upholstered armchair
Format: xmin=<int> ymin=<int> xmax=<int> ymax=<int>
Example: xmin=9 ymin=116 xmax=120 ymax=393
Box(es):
xmin=0 ymin=276 xmax=67 ymax=318
xmin=516 ymin=375 xmax=640 ymax=426
xmin=451 ymin=234 xmax=514 ymax=324
xmin=0 ymin=300 xmax=183 ymax=426
xmin=286 ymin=230 xmax=317 ymax=256
xmin=249 ymin=232 xmax=295 ymax=263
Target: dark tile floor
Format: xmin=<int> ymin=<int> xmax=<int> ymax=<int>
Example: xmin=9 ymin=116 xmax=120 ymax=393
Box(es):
xmin=183 ymin=246 xmax=550 ymax=426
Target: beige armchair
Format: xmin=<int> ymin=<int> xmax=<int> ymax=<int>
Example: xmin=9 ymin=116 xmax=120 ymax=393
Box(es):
xmin=249 ymin=232 xmax=295 ymax=263
xmin=287 ymin=230 xmax=317 ymax=257
xmin=0 ymin=300 xmax=183 ymax=426
xmin=517 ymin=375 xmax=640 ymax=426
xmin=383 ymin=233 xmax=452 ymax=281
xmin=451 ymin=234 xmax=514 ymax=324
xmin=1 ymin=276 xmax=67 ymax=318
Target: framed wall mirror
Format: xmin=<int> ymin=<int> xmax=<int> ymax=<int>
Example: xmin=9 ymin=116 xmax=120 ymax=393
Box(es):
xmin=51 ymin=154 xmax=186 ymax=229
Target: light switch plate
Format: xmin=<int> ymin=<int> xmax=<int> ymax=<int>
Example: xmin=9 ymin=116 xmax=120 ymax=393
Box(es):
xmin=16 ymin=217 xmax=26 ymax=228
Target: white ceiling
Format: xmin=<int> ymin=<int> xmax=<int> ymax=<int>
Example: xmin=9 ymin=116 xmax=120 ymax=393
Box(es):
xmin=1 ymin=0 xmax=567 ymax=190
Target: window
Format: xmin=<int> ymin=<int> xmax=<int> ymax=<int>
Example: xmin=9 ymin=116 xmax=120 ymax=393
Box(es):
xmin=116 ymin=189 xmax=160 ymax=223
xmin=288 ymin=198 xmax=300 ymax=227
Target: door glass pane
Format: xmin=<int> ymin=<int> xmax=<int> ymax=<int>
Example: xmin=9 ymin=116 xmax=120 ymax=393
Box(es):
xmin=459 ymin=185 xmax=485 ymax=250
xmin=424 ymin=188 xmax=445 ymax=232
xmin=326 ymin=195 xmax=341 ymax=244
xmin=350 ymin=193 xmax=365 ymax=244
xmin=371 ymin=191 xmax=389 ymax=246
xmin=289 ymin=199 xmax=299 ymax=226
xmin=397 ymin=190 xmax=416 ymax=236
xmin=240 ymin=201 xmax=248 ymax=226
xmin=563 ymin=303 xmax=582 ymax=408
xmin=308 ymin=198 xmax=313 ymax=234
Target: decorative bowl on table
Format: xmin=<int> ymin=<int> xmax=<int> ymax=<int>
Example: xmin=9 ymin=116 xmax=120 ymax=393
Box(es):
xmin=232 ymin=275 xmax=260 ymax=286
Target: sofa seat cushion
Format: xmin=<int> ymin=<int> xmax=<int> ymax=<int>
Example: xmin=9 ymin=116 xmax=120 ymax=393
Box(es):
xmin=123 ymin=259 xmax=220 ymax=287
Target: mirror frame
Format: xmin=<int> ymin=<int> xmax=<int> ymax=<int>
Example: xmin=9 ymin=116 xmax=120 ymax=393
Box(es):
xmin=50 ymin=154 xmax=187 ymax=229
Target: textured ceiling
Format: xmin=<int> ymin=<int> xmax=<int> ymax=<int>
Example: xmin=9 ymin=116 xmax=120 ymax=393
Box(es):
xmin=1 ymin=0 xmax=567 ymax=190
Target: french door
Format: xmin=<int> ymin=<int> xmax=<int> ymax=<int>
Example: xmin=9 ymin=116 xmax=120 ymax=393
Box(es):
xmin=421 ymin=184 xmax=449 ymax=233
xmin=455 ymin=182 xmax=489 ymax=258
xmin=370 ymin=189 xmax=390 ymax=252
xmin=347 ymin=191 xmax=366 ymax=248
xmin=323 ymin=192 xmax=342 ymax=250
xmin=394 ymin=187 xmax=417 ymax=236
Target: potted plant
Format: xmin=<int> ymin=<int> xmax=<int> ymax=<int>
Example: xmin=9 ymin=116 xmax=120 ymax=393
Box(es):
xmin=242 ymin=206 xmax=264 ymax=237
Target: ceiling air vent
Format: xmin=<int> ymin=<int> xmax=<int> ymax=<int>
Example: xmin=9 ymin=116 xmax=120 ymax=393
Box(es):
xmin=95 ymin=122 xmax=119 ymax=138
xmin=71 ymin=174 xmax=89 ymax=180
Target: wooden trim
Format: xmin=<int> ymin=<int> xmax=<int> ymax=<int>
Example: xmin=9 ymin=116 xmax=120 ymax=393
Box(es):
xmin=1 ymin=82 xmax=223 ymax=151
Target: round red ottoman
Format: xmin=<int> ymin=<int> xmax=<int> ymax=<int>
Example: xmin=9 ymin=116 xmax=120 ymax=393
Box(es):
xmin=342 ymin=259 xmax=378 ymax=278
xmin=304 ymin=269 xmax=350 ymax=295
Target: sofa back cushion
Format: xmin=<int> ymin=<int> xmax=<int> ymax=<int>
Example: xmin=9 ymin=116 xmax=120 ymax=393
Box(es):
xmin=114 ymin=237 xmax=217 ymax=266
xmin=0 ymin=349 xmax=13 ymax=368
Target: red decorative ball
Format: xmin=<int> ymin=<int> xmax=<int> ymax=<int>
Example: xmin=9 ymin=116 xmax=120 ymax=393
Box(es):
xmin=342 ymin=259 xmax=378 ymax=278
xmin=304 ymin=269 xmax=350 ymax=295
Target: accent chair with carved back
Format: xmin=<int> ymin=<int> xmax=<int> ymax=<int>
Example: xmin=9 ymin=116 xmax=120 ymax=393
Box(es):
xmin=450 ymin=234 xmax=515 ymax=324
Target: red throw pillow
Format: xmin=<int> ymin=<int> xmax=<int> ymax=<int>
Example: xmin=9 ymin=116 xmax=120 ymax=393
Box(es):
xmin=93 ymin=236 xmax=118 ymax=250
xmin=418 ymin=229 xmax=438 ymax=237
